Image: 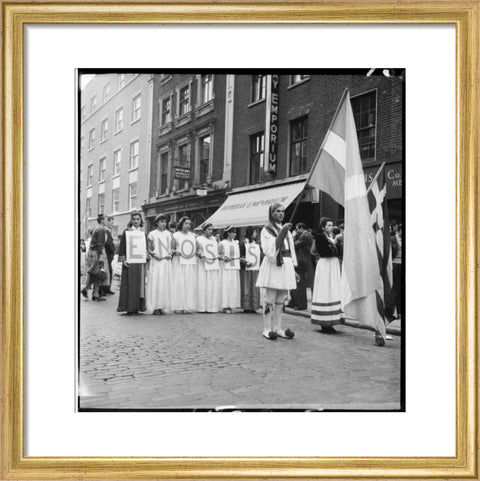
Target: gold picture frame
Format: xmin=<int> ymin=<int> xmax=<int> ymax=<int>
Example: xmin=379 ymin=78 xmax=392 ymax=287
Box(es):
xmin=1 ymin=1 xmax=478 ymax=479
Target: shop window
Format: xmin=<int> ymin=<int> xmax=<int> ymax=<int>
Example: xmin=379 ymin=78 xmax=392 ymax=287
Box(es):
xmin=351 ymin=91 xmax=376 ymax=162
xmin=289 ymin=116 xmax=308 ymax=176
xmin=250 ymin=132 xmax=264 ymax=184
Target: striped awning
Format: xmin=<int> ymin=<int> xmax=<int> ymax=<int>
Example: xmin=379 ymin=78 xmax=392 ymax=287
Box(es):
xmin=203 ymin=181 xmax=306 ymax=229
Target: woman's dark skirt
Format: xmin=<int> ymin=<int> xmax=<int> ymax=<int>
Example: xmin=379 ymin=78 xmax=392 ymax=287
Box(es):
xmin=117 ymin=263 xmax=146 ymax=314
xmin=240 ymin=269 xmax=260 ymax=311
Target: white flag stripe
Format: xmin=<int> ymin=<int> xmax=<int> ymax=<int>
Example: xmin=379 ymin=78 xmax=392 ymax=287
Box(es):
xmin=323 ymin=130 xmax=346 ymax=168
xmin=345 ymin=174 xmax=367 ymax=201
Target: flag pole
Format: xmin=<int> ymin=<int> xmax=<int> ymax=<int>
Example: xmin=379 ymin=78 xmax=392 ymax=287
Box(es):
xmin=365 ymin=162 xmax=386 ymax=195
xmin=288 ymin=87 xmax=350 ymax=224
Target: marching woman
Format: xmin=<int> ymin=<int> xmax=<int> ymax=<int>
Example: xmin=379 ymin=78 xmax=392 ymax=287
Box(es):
xmin=239 ymin=227 xmax=262 ymax=313
xmin=256 ymin=203 xmax=298 ymax=340
xmin=146 ymin=214 xmax=172 ymax=315
xmin=219 ymin=226 xmax=241 ymax=314
xmin=257 ymin=203 xmax=297 ymax=341
xmin=117 ymin=211 xmax=147 ymax=315
xmin=311 ymin=217 xmax=344 ymax=333
xmin=195 ymin=223 xmax=221 ymax=313
xmin=171 ymin=216 xmax=197 ymax=314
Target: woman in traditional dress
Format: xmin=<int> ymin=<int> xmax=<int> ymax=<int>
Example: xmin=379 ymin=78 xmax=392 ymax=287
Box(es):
xmin=256 ymin=203 xmax=298 ymax=340
xmin=171 ymin=216 xmax=197 ymax=314
xmin=195 ymin=223 xmax=221 ymax=313
xmin=117 ymin=212 xmax=147 ymax=315
xmin=219 ymin=226 xmax=241 ymax=314
xmin=311 ymin=217 xmax=344 ymax=333
xmin=239 ymin=227 xmax=262 ymax=313
xmin=146 ymin=214 xmax=173 ymax=315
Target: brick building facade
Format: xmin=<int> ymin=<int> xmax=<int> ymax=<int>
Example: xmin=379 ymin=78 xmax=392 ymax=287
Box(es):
xmin=80 ymin=73 xmax=153 ymax=239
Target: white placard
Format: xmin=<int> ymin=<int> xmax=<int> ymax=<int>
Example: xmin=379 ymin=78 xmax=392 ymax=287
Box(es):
xmin=125 ymin=231 xmax=146 ymax=264
xmin=178 ymin=236 xmax=197 ymax=266
xmin=245 ymin=243 xmax=261 ymax=271
xmin=223 ymin=243 xmax=240 ymax=270
xmin=203 ymin=240 xmax=220 ymax=271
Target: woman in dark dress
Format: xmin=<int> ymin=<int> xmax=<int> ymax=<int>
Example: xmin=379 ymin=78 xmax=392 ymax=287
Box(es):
xmin=117 ymin=212 xmax=147 ymax=315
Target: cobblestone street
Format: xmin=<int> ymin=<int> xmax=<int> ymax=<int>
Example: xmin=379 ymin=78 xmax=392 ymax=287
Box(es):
xmin=79 ymin=290 xmax=402 ymax=411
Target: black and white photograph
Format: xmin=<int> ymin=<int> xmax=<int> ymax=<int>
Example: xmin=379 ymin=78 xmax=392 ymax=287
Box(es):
xmin=78 ymin=70 xmax=405 ymax=411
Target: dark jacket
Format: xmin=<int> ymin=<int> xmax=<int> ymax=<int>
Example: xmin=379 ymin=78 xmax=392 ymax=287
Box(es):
xmin=89 ymin=225 xmax=106 ymax=255
xmin=315 ymin=233 xmax=339 ymax=258
xmin=104 ymin=228 xmax=115 ymax=259
xmin=294 ymin=231 xmax=314 ymax=270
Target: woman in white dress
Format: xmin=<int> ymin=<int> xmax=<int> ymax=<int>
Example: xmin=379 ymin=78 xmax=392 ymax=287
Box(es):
xmin=256 ymin=203 xmax=298 ymax=340
xmin=219 ymin=226 xmax=241 ymax=314
xmin=311 ymin=217 xmax=344 ymax=333
xmin=171 ymin=216 xmax=197 ymax=314
xmin=195 ymin=223 xmax=221 ymax=313
xmin=146 ymin=214 xmax=173 ymax=315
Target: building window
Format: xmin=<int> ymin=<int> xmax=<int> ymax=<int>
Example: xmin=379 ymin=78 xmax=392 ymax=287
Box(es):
xmin=250 ymin=132 xmax=264 ymax=184
xmin=173 ymin=143 xmax=189 ymax=191
xmin=129 ymin=140 xmax=139 ymax=170
xmin=87 ymin=164 xmax=94 ymax=186
xmin=161 ymin=96 xmax=172 ymax=125
xmin=100 ymin=119 xmax=108 ymax=142
xmin=88 ymin=128 xmax=95 ymax=150
xmin=351 ymin=91 xmax=376 ymax=161
xmin=179 ymin=85 xmax=190 ymax=116
xmin=98 ymin=193 xmax=105 ymax=215
xmin=112 ymin=188 xmax=120 ymax=213
xmin=113 ymin=149 xmax=121 ymax=176
xmin=201 ymin=74 xmax=213 ymax=104
xmin=86 ymin=198 xmax=91 ymax=217
xmin=90 ymin=96 xmax=97 ymax=113
xmin=118 ymin=74 xmax=126 ymax=89
xmin=128 ymin=182 xmax=138 ymax=210
xmin=199 ymin=134 xmax=211 ymax=184
xmin=115 ymin=107 xmax=124 ymax=132
xmin=289 ymin=116 xmax=308 ymax=176
xmin=159 ymin=151 xmax=169 ymax=195
xmin=132 ymin=94 xmax=141 ymax=122
xmin=289 ymin=75 xmax=309 ymax=85
xmin=252 ymin=75 xmax=266 ymax=102
xmin=98 ymin=157 xmax=106 ymax=181
xmin=103 ymin=83 xmax=110 ymax=102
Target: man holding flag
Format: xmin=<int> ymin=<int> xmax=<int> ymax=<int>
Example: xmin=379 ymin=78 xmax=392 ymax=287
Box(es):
xmin=305 ymin=89 xmax=387 ymax=345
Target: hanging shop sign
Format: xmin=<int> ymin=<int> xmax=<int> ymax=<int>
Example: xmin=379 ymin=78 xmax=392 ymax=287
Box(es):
xmin=173 ymin=166 xmax=191 ymax=180
xmin=264 ymin=74 xmax=280 ymax=175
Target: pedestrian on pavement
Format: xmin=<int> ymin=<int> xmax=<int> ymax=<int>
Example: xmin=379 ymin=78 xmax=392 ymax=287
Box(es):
xmin=168 ymin=220 xmax=177 ymax=235
xmin=82 ymin=214 xmax=110 ymax=302
xmin=256 ymin=203 xmax=298 ymax=340
xmin=391 ymin=223 xmax=402 ymax=320
xmin=219 ymin=226 xmax=241 ymax=314
xmin=311 ymin=217 xmax=344 ymax=333
xmin=171 ymin=216 xmax=197 ymax=314
xmin=195 ymin=223 xmax=221 ymax=313
xmin=99 ymin=215 xmax=116 ymax=297
xmin=289 ymin=223 xmax=314 ymax=310
xmin=239 ymin=226 xmax=262 ymax=313
xmin=146 ymin=214 xmax=173 ymax=315
xmin=116 ymin=212 xmax=147 ymax=315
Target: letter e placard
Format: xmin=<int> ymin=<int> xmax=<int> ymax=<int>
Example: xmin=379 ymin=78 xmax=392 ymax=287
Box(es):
xmin=126 ymin=231 xmax=147 ymax=264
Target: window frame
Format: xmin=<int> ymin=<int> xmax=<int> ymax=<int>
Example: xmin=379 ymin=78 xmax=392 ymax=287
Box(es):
xmin=132 ymin=94 xmax=141 ymax=122
xmin=350 ymin=88 xmax=378 ymax=164
xmin=88 ymin=128 xmax=95 ymax=150
xmin=128 ymin=182 xmax=138 ymax=210
xmin=98 ymin=157 xmax=106 ymax=182
xmin=129 ymin=140 xmax=139 ymax=171
xmin=115 ymin=107 xmax=124 ymax=133
xmin=249 ymin=132 xmax=265 ymax=185
xmin=100 ymin=118 xmax=108 ymax=142
xmin=113 ymin=149 xmax=122 ymax=177
xmin=289 ymin=115 xmax=309 ymax=176
xmin=111 ymin=188 xmax=120 ymax=213
xmin=251 ymin=74 xmax=266 ymax=103
xmin=98 ymin=193 xmax=105 ymax=215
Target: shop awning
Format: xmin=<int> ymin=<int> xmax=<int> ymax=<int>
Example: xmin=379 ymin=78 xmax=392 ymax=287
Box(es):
xmin=203 ymin=181 xmax=306 ymax=229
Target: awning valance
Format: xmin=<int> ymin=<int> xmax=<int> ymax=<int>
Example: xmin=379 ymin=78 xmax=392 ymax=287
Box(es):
xmin=203 ymin=181 xmax=306 ymax=229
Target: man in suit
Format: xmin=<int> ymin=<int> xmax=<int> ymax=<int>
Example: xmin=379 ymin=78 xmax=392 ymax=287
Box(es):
xmin=100 ymin=215 xmax=116 ymax=296
xmin=289 ymin=223 xmax=314 ymax=310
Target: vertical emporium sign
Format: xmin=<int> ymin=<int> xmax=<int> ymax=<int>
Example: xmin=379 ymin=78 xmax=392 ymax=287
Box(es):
xmin=264 ymin=74 xmax=280 ymax=175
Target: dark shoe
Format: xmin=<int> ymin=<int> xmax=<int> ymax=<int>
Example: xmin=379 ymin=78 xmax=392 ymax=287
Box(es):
xmin=92 ymin=296 xmax=106 ymax=301
xmin=223 ymin=308 xmax=233 ymax=314
xmin=262 ymin=331 xmax=278 ymax=340
xmin=294 ymin=306 xmax=305 ymax=311
xmin=375 ymin=331 xmax=385 ymax=346
xmin=277 ymin=328 xmax=295 ymax=339
xmin=105 ymin=290 xmax=115 ymax=295
xmin=81 ymin=288 xmax=88 ymax=299
xmin=153 ymin=309 xmax=166 ymax=315
xmin=321 ymin=325 xmax=337 ymax=334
